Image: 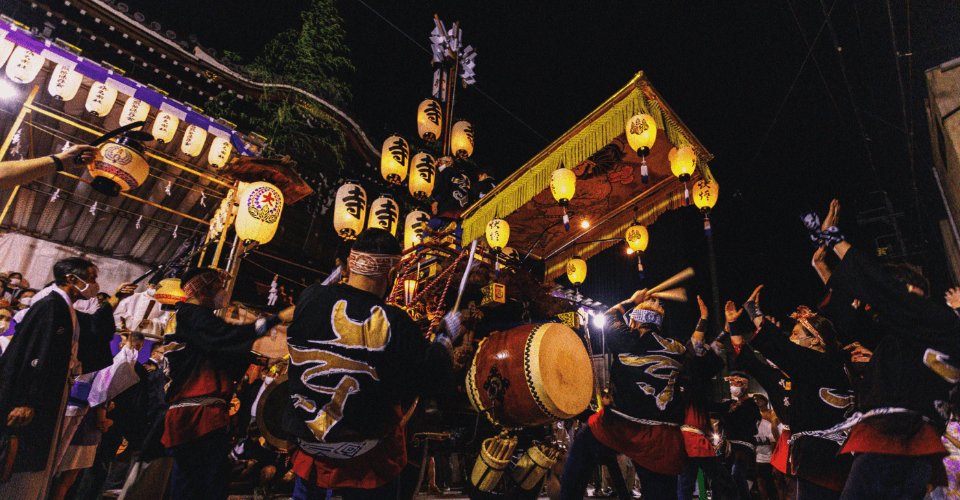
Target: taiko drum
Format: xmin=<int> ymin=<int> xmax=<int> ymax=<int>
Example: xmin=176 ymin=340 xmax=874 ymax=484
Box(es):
xmin=467 ymin=323 xmax=593 ymax=428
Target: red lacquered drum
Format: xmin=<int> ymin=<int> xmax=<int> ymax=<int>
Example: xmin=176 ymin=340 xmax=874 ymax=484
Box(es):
xmin=467 ymin=323 xmax=593 ymax=428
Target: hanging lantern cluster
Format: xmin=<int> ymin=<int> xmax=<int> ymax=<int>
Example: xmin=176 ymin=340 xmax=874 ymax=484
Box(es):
xmin=235 ymin=181 xmax=284 ymax=245
xmin=550 ymin=166 xmax=577 ymax=231
xmin=367 ymin=194 xmax=400 ymax=236
xmin=669 ymin=146 xmax=696 ymax=204
xmin=334 ymin=181 xmax=367 ymax=240
xmin=48 ymin=63 xmax=83 ymax=101
xmin=625 ymin=114 xmax=657 ymax=183
xmin=486 ymin=218 xmax=510 ymax=277
xmin=381 ymin=136 xmax=409 ymax=185
xmin=567 ymin=256 xmax=587 ymax=286
xmin=624 ymin=222 xmax=649 ymax=279
xmin=404 ymin=210 xmax=430 ymax=250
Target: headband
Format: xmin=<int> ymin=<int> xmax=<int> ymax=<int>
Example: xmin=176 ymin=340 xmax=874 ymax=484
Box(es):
xmin=629 ymin=307 xmax=663 ymax=327
xmin=790 ymin=306 xmax=824 ymax=344
xmin=182 ymin=270 xmax=230 ymax=299
xmin=347 ymin=250 xmax=400 ymax=277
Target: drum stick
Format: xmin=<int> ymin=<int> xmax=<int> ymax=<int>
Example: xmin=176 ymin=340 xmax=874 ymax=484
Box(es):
xmin=650 ymin=287 xmax=688 ymax=302
xmin=452 ymin=239 xmax=479 ymax=313
xmin=647 ymin=267 xmax=695 ymax=296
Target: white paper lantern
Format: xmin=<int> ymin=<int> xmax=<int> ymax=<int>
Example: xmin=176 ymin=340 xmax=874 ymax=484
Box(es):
xmin=5 ymin=46 xmax=45 ymax=84
xmin=47 ymin=64 xmax=83 ymax=101
xmin=208 ymin=136 xmax=233 ymax=167
xmin=151 ymin=111 xmax=179 ymax=144
xmin=404 ymin=210 xmax=430 ymax=250
xmin=119 ymin=97 xmax=150 ymax=127
xmin=84 ymin=82 xmax=118 ymax=116
xmin=409 ymin=152 xmax=436 ymax=201
xmin=334 ymin=182 xmax=367 ymax=240
xmin=236 ymin=181 xmax=284 ymax=245
xmin=0 ymin=40 xmax=15 ymax=68
xmin=367 ymin=195 xmax=400 ymax=236
xmin=180 ymin=124 xmax=207 ymax=156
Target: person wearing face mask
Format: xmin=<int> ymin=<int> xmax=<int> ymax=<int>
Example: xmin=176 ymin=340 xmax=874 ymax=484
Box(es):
xmin=113 ymin=281 xmax=165 ymax=337
xmin=0 ymin=306 xmax=13 ymax=354
xmin=711 ymin=371 xmax=762 ymax=500
xmin=0 ymin=257 xmax=133 ymax=499
xmin=161 ymin=267 xmax=293 ymax=500
xmin=15 ymin=288 xmax=37 ymax=311
xmin=726 ymin=287 xmax=856 ymax=500
xmin=284 ymin=228 xmax=460 ymax=500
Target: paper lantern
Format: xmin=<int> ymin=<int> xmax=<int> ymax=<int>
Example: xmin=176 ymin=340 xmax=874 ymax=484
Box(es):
xmin=47 ymin=64 xmax=83 ymax=101
xmin=88 ymin=137 xmax=150 ymax=196
xmin=151 ymin=111 xmax=179 ymax=143
xmin=5 ymin=46 xmax=44 ymax=84
xmin=692 ymin=179 xmax=719 ymax=211
xmin=236 ymin=182 xmax=284 ymax=245
xmin=0 ymin=40 xmax=15 ymax=68
xmin=180 ymin=124 xmax=207 ymax=156
xmin=625 ymin=223 xmax=649 ymax=253
xmin=409 ymin=152 xmax=436 ymax=201
xmin=550 ymin=168 xmax=577 ymax=206
xmin=485 ymin=218 xmax=509 ymax=252
xmin=668 ymin=146 xmax=696 ymax=182
xmin=451 ymin=121 xmax=474 ymax=159
xmin=417 ymin=98 xmax=442 ymax=141
xmin=119 ymin=97 xmax=150 ymax=128
xmin=207 ymin=136 xmax=233 ymax=167
xmin=404 ymin=279 xmax=418 ymax=305
xmin=380 ymin=135 xmax=409 ymax=184
xmin=367 ymin=194 xmax=399 ymax=236
xmin=84 ymin=82 xmax=118 ymax=116
xmin=333 ymin=182 xmax=367 ymax=240
xmin=500 ymin=246 xmax=520 ymax=265
xmin=404 ymin=210 xmax=430 ymax=250
xmin=625 ymin=114 xmax=657 ymax=156
xmin=567 ymin=256 xmax=587 ymax=286
xmin=155 ymin=278 xmax=187 ymax=305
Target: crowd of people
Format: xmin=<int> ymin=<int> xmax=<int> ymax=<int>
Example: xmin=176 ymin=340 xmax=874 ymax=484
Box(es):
xmin=0 ymin=196 xmax=957 ymax=500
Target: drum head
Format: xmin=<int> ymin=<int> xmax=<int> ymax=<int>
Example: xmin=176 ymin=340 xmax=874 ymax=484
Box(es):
xmin=531 ymin=323 xmax=593 ymax=419
xmin=256 ymin=374 xmax=289 ymax=449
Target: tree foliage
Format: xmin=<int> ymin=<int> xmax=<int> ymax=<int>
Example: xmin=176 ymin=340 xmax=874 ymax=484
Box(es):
xmin=209 ymin=0 xmax=354 ymax=169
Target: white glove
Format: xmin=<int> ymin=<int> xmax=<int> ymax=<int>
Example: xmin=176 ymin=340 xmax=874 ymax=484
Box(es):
xmin=435 ymin=311 xmax=463 ymax=349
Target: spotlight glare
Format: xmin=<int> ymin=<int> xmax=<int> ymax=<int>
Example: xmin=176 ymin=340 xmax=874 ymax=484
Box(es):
xmin=581 ymin=220 xmax=590 ymax=229
xmin=592 ymin=313 xmax=606 ymax=328
xmin=0 ymin=80 xmax=17 ymax=100
xmin=626 ymin=248 xmax=635 ymax=255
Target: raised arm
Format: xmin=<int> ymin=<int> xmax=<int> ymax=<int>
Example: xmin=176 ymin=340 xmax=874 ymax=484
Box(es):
xmin=0 ymin=145 xmax=97 ymax=191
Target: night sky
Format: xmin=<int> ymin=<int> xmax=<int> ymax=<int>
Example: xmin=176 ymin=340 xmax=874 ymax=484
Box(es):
xmin=127 ymin=0 xmax=960 ymax=327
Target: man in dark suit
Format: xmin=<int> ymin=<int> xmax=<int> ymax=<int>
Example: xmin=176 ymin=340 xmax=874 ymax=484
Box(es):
xmin=0 ymin=257 xmax=132 ymax=499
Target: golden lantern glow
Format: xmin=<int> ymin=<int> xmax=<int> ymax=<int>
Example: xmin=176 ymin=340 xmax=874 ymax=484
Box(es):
xmin=485 ymin=218 xmax=509 ymax=252
xmin=451 ymin=121 xmax=474 ymax=159
xmin=625 ymin=114 xmax=657 ymax=155
xmin=417 ymin=99 xmax=443 ymax=142
xmin=47 ymin=63 xmax=83 ymax=101
xmin=208 ymin=136 xmax=232 ymax=167
xmin=567 ymin=256 xmax=587 ymax=286
xmin=625 ymin=223 xmax=649 ymax=253
xmin=334 ymin=182 xmax=367 ymax=240
xmin=409 ymin=152 xmax=436 ymax=201
xmin=0 ymin=40 xmax=14 ymax=68
xmin=119 ymin=97 xmax=150 ymax=128
xmin=88 ymin=137 xmax=150 ymax=196
xmin=151 ymin=111 xmax=179 ymax=143
xmin=381 ymin=135 xmax=409 ymax=184
xmin=235 ymin=181 xmax=284 ymax=245
xmin=5 ymin=46 xmax=44 ymax=84
xmin=668 ymin=146 xmax=696 ymax=182
xmin=180 ymin=124 xmax=207 ymax=157
xmin=692 ymin=179 xmax=719 ymax=211
xmin=404 ymin=279 xmax=418 ymax=305
xmin=550 ymin=168 xmax=577 ymax=206
xmin=84 ymin=82 xmax=118 ymax=116
xmin=500 ymin=246 xmax=520 ymax=265
xmin=367 ymin=195 xmax=400 ymax=236
xmin=155 ymin=278 xmax=187 ymax=305
xmin=404 ymin=210 xmax=430 ymax=250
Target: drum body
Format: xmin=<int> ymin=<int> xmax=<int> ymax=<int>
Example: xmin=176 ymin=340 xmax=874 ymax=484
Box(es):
xmin=467 ymin=323 xmax=593 ymax=428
